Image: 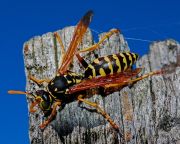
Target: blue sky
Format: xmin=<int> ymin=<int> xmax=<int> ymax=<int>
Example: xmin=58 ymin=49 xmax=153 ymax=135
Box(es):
xmin=0 ymin=0 xmax=180 ymax=143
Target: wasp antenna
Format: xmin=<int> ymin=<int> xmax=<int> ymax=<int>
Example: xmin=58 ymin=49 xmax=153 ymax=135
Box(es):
xmin=8 ymin=90 xmax=28 ymax=95
xmin=8 ymin=90 xmax=36 ymax=98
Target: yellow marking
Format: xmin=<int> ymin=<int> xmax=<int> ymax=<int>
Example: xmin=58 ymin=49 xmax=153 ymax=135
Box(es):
xmin=112 ymin=54 xmax=121 ymax=72
xmin=71 ymin=73 xmax=76 ymax=76
xmin=65 ymin=89 xmax=69 ymax=94
xmin=64 ymin=75 xmax=73 ymax=84
xmin=132 ymin=53 xmax=138 ymax=61
xmin=69 ymin=72 xmax=78 ymax=76
xmin=120 ymin=53 xmax=127 ymax=70
xmin=36 ymin=96 xmax=42 ymax=101
xmin=68 ymin=73 xmax=72 ymax=76
xmin=93 ymin=58 xmax=100 ymax=64
xmin=54 ymin=88 xmax=58 ymax=92
xmin=51 ymin=82 xmax=54 ymax=85
xmin=104 ymin=56 xmax=113 ymax=74
xmin=46 ymin=87 xmax=56 ymax=99
xmin=126 ymin=52 xmax=133 ymax=66
xmin=76 ymin=79 xmax=82 ymax=83
xmin=99 ymin=68 xmax=106 ymax=76
xmin=68 ymin=72 xmax=84 ymax=78
xmin=88 ymin=64 xmax=96 ymax=77
xmin=67 ymin=80 xmax=72 ymax=84
xmin=88 ymin=75 xmax=93 ymax=79
xmin=72 ymin=78 xmax=76 ymax=83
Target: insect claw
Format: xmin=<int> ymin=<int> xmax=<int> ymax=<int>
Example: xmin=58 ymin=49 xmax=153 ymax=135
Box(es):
xmin=157 ymin=69 xmax=164 ymax=75
xmin=78 ymin=101 xmax=82 ymax=106
xmin=29 ymin=101 xmax=40 ymax=113
xmin=113 ymin=125 xmax=119 ymax=132
xmin=29 ymin=108 xmax=37 ymax=113
xmin=39 ymin=124 xmax=45 ymax=130
xmin=39 ymin=121 xmax=49 ymax=130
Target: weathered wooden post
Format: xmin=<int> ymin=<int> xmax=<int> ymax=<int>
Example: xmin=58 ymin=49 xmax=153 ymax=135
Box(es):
xmin=24 ymin=26 xmax=180 ymax=144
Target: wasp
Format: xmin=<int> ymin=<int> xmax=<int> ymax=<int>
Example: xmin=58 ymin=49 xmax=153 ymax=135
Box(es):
xmin=8 ymin=10 xmax=162 ymax=132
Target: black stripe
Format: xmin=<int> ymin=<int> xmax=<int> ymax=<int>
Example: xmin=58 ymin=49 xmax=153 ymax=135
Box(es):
xmin=92 ymin=57 xmax=104 ymax=76
xmin=100 ymin=57 xmax=111 ymax=75
xmin=65 ymin=74 xmax=73 ymax=81
xmin=129 ymin=53 xmax=135 ymax=63
xmin=91 ymin=57 xmax=102 ymax=76
xmin=116 ymin=54 xmax=125 ymax=71
xmin=107 ymin=55 xmax=119 ymax=73
xmin=94 ymin=65 xmax=100 ymax=76
xmin=85 ymin=67 xmax=93 ymax=78
xmin=135 ymin=54 xmax=139 ymax=60
xmin=123 ymin=53 xmax=131 ymax=67
xmin=91 ymin=56 xmax=111 ymax=76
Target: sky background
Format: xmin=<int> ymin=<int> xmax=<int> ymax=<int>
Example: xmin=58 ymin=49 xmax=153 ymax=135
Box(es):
xmin=0 ymin=0 xmax=180 ymax=143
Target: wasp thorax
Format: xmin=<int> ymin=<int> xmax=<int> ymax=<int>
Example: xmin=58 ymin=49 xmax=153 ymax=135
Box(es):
xmin=47 ymin=73 xmax=81 ymax=94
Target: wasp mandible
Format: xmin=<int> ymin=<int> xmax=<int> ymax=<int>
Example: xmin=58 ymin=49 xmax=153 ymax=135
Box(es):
xmin=8 ymin=10 xmax=162 ymax=131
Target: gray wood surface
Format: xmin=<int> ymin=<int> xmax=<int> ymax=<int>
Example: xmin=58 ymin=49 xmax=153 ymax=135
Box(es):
xmin=24 ymin=27 xmax=180 ymax=144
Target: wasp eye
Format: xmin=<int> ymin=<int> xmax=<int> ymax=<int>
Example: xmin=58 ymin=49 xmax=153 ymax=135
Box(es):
xmin=36 ymin=90 xmax=44 ymax=96
xmin=42 ymin=94 xmax=48 ymax=101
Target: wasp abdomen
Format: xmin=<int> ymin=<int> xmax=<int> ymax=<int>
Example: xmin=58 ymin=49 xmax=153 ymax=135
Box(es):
xmin=85 ymin=52 xmax=139 ymax=78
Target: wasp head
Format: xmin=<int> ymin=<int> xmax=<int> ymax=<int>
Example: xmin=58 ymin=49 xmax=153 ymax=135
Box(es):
xmin=34 ymin=90 xmax=53 ymax=117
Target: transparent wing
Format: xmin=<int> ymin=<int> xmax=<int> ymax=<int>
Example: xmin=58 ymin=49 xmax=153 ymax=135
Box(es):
xmin=58 ymin=10 xmax=93 ymax=74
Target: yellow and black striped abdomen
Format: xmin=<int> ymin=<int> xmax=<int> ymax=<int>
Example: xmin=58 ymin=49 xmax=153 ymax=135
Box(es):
xmin=84 ymin=52 xmax=139 ymax=79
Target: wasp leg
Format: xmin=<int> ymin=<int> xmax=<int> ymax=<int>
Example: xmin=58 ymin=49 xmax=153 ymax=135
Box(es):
xmin=54 ymin=32 xmax=66 ymax=67
xmin=77 ymin=29 xmax=120 ymax=53
xmin=76 ymin=53 xmax=88 ymax=68
xmin=75 ymin=29 xmax=120 ymax=68
xmin=128 ymin=70 xmax=162 ymax=83
xmin=28 ymin=75 xmax=51 ymax=85
xmin=77 ymin=95 xmax=120 ymax=131
xmin=39 ymin=101 xmax=61 ymax=129
xmin=104 ymin=70 xmax=162 ymax=89
xmin=29 ymin=100 xmax=40 ymax=113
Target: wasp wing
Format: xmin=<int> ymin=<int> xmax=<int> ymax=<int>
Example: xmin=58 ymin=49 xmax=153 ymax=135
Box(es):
xmin=68 ymin=68 xmax=142 ymax=94
xmin=58 ymin=10 xmax=93 ymax=74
